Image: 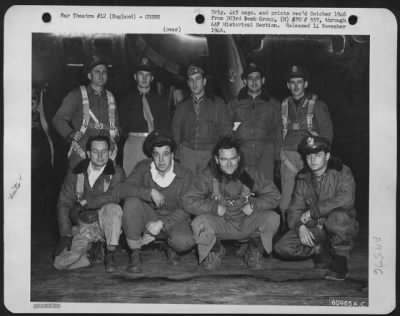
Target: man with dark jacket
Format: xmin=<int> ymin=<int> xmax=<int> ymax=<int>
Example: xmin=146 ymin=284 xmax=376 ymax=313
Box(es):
xmin=119 ymin=130 xmax=195 ymax=273
xmin=118 ymin=57 xmax=172 ymax=176
xmin=172 ymin=64 xmax=232 ymax=174
xmin=183 ymin=137 xmax=281 ymax=270
xmin=53 ymin=135 xmax=126 ymax=272
xmin=274 ymin=136 xmax=359 ymax=280
xmin=53 ymin=57 xmax=120 ymax=169
xmin=229 ymin=62 xmax=281 ymax=181
xmin=277 ymin=65 xmax=333 ymax=222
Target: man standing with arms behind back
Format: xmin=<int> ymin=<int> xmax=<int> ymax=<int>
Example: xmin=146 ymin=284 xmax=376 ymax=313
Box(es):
xmin=278 ymin=65 xmax=333 ymax=223
xmin=119 ymin=57 xmax=171 ymax=176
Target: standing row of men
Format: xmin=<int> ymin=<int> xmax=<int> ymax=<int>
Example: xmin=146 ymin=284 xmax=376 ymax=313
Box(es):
xmin=51 ymin=57 xmax=358 ymax=280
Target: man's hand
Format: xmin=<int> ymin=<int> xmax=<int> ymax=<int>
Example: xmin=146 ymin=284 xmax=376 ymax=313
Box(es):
xmin=151 ymin=189 xmax=165 ymax=208
xmin=79 ymin=199 xmax=88 ymax=207
xmin=146 ymin=220 xmax=164 ymax=236
xmin=299 ymin=225 xmax=315 ymax=247
xmin=300 ymin=210 xmax=311 ymax=224
xmin=72 ymin=131 xmax=84 ymax=142
xmin=217 ymin=204 xmax=226 ymax=217
xmin=55 ymin=236 xmax=73 ymax=256
xmin=242 ymin=203 xmax=254 ymax=216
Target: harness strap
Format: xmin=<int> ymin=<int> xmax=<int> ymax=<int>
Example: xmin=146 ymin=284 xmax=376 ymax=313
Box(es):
xmin=280 ymin=150 xmax=300 ymax=174
xmin=76 ymin=173 xmax=85 ymax=201
xmin=281 ymin=98 xmax=289 ymax=141
xmin=306 ymin=94 xmax=317 ymax=133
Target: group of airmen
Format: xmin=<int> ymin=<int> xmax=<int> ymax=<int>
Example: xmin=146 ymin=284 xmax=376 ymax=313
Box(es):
xmin=50 ymin=56 xmax=359 ymax=281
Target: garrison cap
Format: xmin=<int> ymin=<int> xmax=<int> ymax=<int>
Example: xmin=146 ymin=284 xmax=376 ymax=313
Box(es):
xmin=286 ymin=65 xmax=309 ymax=81
xmin=143 ymin=130 xmax=177 ymax=157
xmin=86 ymin=56 xmax=110 ymax=73
xmin=187 ymin=64 xmax=205 ymax=77
xmin=135 ymin=57 xmax=154 ymax=73
xmin=241 ymin=62 xmax=265 ymax=80
xmin=298 ymin=135 xmax=330 ymax=155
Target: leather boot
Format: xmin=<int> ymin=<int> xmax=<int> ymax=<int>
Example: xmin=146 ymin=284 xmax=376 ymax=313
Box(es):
xmin=88 ymin=241 xmax=105 ymax=264
xmin=325 ymin=255 xmax=348 ymax=281
xmin=104 ymin=250 xmax=117 ymax=273
xmin=127 ymin=249 xmax=142 ymax=273
xmin=244 ymin=239 xmax=264 ymax=270
xmin=164 ymin=243 xmax=180 ymax=266
xmin=313 ymin=239 xmax=331 ymax=269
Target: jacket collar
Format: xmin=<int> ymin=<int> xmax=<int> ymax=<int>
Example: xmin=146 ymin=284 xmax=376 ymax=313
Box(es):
xmin=238 ymin=87 xmax=270 ymax=102
xmin=142 ymin=158 xmax=186 ymax=179
xmin=73 ymin=159 xmax=115 ymax=175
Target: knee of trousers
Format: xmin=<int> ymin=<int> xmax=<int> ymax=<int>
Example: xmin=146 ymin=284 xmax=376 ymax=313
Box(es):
xmin=168 ymin=229 xmax=196 ymax=252
xmin=123 ymin=197 xmax=146 ymax=218
xmin=325 ymin=209 xmax=359 ymax=238
xmin=258 ymin=211 xmax=280 ymax=232
xmin=191 ymin=214 xmax=217 ymax=244
xmin=273 ymin=231 xmax=299 ymax=259
xmin=98 ymin=203 xmax=123 ymax=220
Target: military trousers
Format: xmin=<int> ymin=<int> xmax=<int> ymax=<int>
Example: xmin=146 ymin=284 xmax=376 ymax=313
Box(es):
xmin=53 ymin=203 xmax=123 ymax=270
xmin=241 ymin=142 xmax=274 ymax=182
xmin=123 ymin=133 xmax=148 ymax=176
xmin=280 ymin=149 xmax=304 ymax=212
xmin=191 ymin=211 xmax=280 ymax=263
xmin=179 ymin=144 xmax=211 ymax=175
xmin=274 ymin=208 xmax=359 ymax=259
xmin=122 ymin=197 xmax=195 ymax=252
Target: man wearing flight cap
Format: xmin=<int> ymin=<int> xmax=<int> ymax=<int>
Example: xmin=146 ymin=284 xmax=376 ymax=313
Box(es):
xmin=274 ymin=135 xmax=359 ymax=281
xmin=277 ymin=65 xmax=333 ymax=224
xmin=118 ymin=130 xmax=195 ymax=273
xmin=229 ymin=62 xmax=281 ymax=182
xmin=172 ymin=64 xmax=232 ymax=175
xmin=119 ymin=57 xmax=172 ymax=176
xmin=53 ymin=56 xmax=121 ymax=170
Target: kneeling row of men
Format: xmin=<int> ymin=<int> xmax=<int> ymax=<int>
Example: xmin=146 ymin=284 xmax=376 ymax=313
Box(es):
xmin=53 ymin=130 xmax=359 ymax=281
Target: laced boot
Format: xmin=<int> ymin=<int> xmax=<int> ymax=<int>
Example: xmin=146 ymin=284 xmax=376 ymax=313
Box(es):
xmin=202 ymin=240 xmax=225 ymax=271
xmin=325 ymin=255 xmax=348 ymax=281
xmin=244 ymin=238 xmax=265 ymax=270
xmin=164 ymin=243 xmax=180 ymax=266
xmin=104 ymin=249 xmax=117 ymax=273
xmin=127 ymin=249 xmax=142 ymax=273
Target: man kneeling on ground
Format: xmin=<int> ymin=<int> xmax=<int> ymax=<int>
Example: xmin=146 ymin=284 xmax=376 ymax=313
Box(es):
xmin=120 ymin=130 xmax=195 ymax=273
xmin=274 ymin=136 xmax=359 ymax=280
xmin=183 ymin=136 xmax=281 ymax=270
xmin=53 ymin=135 xmax=126 ymax=272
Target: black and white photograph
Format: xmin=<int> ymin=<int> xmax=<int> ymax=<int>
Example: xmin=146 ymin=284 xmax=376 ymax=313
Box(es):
xmin=3 ymin=5 xmax=397 ymax=314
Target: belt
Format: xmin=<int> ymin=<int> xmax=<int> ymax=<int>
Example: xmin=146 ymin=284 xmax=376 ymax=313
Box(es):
xmin=129 ymin=132 xmax=149 ymax=137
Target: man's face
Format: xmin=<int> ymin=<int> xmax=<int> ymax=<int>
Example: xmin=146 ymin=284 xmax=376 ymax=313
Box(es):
xmin=187 ymin=73 xmax=206 ymax=96
xmin=287 ymin=77 xmax=308 ymax=100
xmin=87 ymin=140 xmax=110 ymax=169
xmin=243 ymin=72 xmax=265 ymax=95
xmin=215 ymin=147 xmax=240 ymax=176
xmin=306 ymin=150 xmax=330 ymax=174
xmin=134 ymin=70 xmax=153 ymax=89
xmin=152 ymin=145 xmax=174 ymax=174
xmin=88 ymin=64 xmax=108 ymax=88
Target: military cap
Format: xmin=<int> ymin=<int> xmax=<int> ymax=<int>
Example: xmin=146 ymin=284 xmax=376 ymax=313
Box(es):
xmin=298 ymin=135 xmax=330 ymax=155
xmin=135 ymin=57 xmax=154 ymax=73
xmin=143 ymin=130 xmax=177 ymax=157
xmin=241 ymin=62 xmax=265 ymax=80
xmin=86 ymin=56 xmax=109 ymax=73
xmin=286 ymin=65 xmax=309 ymax=81
xmin=187 ymin=64 xmax=205 ymax=77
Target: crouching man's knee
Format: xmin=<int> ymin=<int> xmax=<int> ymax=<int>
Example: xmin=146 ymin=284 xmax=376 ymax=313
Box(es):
xmin=168 ymin=231 xmax=196 ymax=252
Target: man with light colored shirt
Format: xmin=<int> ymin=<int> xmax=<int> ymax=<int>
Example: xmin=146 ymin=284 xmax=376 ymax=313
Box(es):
xmin=119 ymin=130 xmax=195 ymax=273
xmin=53 ymin=135 xmax=126 ymax=272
